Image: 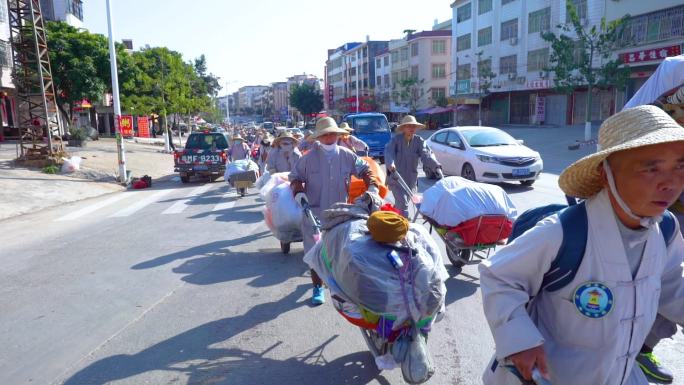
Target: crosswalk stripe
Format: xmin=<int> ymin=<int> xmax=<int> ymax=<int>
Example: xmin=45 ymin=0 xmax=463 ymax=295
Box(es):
xmin=56 ymin=193 xmax=135 ymax=221
xmin=161 ymin=184 xmax=214 ymax=215
xmin=212 ymin=193 xmax=236 ymax=212
xmin=110 ymin=190 xmax=173 ymax=218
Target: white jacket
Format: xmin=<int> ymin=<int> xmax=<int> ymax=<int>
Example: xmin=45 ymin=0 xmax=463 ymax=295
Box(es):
xmin=479 ymin=190 xmax=684 ymax=385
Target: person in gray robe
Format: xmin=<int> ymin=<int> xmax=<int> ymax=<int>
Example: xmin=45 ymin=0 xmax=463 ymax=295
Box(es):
xmin=338 ymin=122 xmax=369 ymax=154
xmin=267 ymin=131 xmax=301 ymax=174
xmin=228 ymin=134 xmax=250 ymax=161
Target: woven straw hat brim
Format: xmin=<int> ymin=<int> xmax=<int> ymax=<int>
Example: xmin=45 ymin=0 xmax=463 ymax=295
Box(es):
xmin=398 ymin=122 xmax=425 ymax=133
xmin=559 ymin=123 xmax=684 ymax=198
xmin=312 ymin=126 xmax=348 ymax=138
xmin=273 ymin=133 xmax=299 ymax=146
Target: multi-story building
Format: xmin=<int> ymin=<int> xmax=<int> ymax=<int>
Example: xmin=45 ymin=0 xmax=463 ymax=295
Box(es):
xmin=373 ymin=48 xmax=392 ymax=114
xmin=451 ymin=0 xmax=684 ymax=126
xmin=387 ymin=30 xmax=452 ymax=115
xmin=325 ymin=42 xmax=361 ymax=116
xmin=237 ymin=85 xmax=269 ymax=111
xmin=0 ymin=1 xmax=16 ymax=138
xmin=341 ymin=39 xmax=389 ymax=114
xmin=286 ymin=73 xmax=321 ymax=121
xmin=40 ymin=0 xmax=84 ymax=28
xmin=270 ymin=82 xmax=288 ymax=122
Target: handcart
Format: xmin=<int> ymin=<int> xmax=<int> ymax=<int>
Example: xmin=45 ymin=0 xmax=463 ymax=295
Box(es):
xmin=229 ymin=169 xmax=258 ymax=197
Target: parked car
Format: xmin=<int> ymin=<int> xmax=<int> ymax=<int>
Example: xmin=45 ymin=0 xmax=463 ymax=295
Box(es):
xmin=174 ymin=131 xmax=230 ymax=183
xmin=425 ymin=126 xmax=543 ymax=186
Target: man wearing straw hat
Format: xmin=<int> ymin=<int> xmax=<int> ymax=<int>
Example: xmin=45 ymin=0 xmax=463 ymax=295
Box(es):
xmin=479 ymin=105 xmax=684 ymax=385
xmin=337 ymin=122 xmax=369 ymax=154
xmin=267 ymin=131 xmax=301 ymax=174
xmin=299 ymin=130 xmax=315 ymax=153
xmin=290 ymin=117 xmax=379 ymax=305
xmin=228 ymin=134 xmax=250 ymax=161
xmin=385 ymin=115 xmax=442 ymax=218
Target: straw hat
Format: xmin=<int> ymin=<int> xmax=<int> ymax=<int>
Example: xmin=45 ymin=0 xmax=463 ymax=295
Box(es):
xmin=272 ymin=130 xmax=299 ymax=146
xmin=312 ymin=117 xmax=348 ymax=138
xmin=397 ymin=115 xmax=425 ymax=132
xmin=232 ymin=134 xmax=244 ymax=141
xmin=339 ymin=122 xmax=354 ymax=133
xmin=559 ymin=105 xmax=684 ymax=198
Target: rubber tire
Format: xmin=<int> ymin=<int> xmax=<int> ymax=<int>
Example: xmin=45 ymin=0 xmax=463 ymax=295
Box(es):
xmin=239 ymin=187 xmax=246 ymax=197
xmin=280 ymin=242 xmax=291 ymax=254
xmin=461 ymin=163 xmax=476 ymax=181
xmin=520 ymin=179 xmax=535 ymax=187
xmin=180 ymin=175 xmax=190 ymax=184
xmin=446 ymin=247 xmax=472 ymax=269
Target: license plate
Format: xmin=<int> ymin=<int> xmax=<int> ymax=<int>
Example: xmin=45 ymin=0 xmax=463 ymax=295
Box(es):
xmin=182 ymin=155 xmax=197 ymax=163
xmin=194 ymin=165 xmax=208 ymax=171
xmin=512 ymin=168 xmax=530 ymax=176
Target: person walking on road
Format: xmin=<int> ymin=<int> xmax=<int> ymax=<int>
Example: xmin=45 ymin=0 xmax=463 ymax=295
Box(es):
xmin=385 ymin=115 xmax=442 ymax=218
xmin=298 ymin=130 xmax=315 ymax=153
xmin=289 ymin=117 xmax=379 ymax=305
xmin=228 ymin=134 xmax=250 ymax=161
xmin=267 ymin=131 xmax=301 ymax=174
xmin=479 ymin=105 xmax=684 ymax=385
xmin=338 ymin=122 xmax=369 ymax=154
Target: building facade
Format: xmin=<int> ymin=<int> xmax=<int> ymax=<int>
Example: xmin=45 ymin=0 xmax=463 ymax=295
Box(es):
xmin=0 ymin=1 xmax=16 ymax=138
xmin=341 ymin=40 xmax=389 ymax=114
xmin=40 ymin=0 xmax=84 ymax=28
xmin=237 ymin=85 xmax=269 ymax=111
xmin=325 ymin=42 xmax=361 ymax=116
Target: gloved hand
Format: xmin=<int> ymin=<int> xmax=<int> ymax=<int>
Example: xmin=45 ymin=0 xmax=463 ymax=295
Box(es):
xmin=367 ymin=184 xmax=380 ymax=194
xmin=295 ymin=192 xmax=309 ymax=207
xmin=386 ymin=164 xmax=396 ymax=173
xmin=435 ymin=168 xmax=444 ymax=180
xmin=356 ymin=187 xmax=383 ymax=213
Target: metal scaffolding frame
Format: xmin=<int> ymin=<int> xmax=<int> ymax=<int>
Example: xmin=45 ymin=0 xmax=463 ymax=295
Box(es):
xmin=7 ymin=0 xmax=63 ymax=159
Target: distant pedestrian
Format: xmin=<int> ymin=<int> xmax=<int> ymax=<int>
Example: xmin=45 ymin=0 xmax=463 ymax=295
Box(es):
xmin=228 ymin=134 xmax=250 ymax=161
xmin=338 ymin=122 xmax=369 ymax=154
xmin=267 ymin=131 xmax=301 ymax=174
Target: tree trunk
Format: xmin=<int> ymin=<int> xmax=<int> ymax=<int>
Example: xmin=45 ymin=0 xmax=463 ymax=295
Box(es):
xmin=584 ymin=45 xmax=594 ymax=142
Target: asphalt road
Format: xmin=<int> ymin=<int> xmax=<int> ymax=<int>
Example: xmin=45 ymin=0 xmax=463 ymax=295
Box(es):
xmin=1 ymin=132 xmax=682 ymax=385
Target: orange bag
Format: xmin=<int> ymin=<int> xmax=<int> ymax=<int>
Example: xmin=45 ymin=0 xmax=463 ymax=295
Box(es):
xmin=348 ymin=157 xmax=388 ymax=203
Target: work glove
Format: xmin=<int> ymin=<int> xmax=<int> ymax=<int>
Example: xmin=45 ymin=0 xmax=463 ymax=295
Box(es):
xmin=356 ymin=186 xmax=383 ymax=214
xmin=386 ymin=164 xmax=396 ymax=173
xmin=435 ymin=168 xmax=444 ymax=180
xmin=295 ymin=192 xmax=309 ymax=207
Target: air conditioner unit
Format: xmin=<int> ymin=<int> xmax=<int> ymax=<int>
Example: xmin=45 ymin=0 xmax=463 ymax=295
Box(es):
xmin=517 ymin=76 xmax=526 ymax=84
xmin=508 ymin=72 xmax=517 ymax=80
xmin=510 ymin=37 xmax=518 ymax=46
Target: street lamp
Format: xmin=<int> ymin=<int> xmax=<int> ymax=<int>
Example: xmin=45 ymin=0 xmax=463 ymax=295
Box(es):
xmin=106 ymin=0 xmax=127 ymax=184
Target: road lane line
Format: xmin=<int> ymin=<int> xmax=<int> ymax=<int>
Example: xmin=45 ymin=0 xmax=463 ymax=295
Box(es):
xmin=109 ymin=190 xmax=173 ymax=217
xmin=211 ymin=193 xmax=236 ymax=212
xmin=56 ymin=193 xmax=135 ymax=221
xmin=161 ymin=184 xmax=214 ymax=215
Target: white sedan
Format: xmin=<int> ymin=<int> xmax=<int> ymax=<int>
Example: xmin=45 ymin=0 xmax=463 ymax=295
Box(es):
xmin=426 ymin=126 xmax=543 ymax=186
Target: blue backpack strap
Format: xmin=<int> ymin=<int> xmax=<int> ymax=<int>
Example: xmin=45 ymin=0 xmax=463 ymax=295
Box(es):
xmin=659 ymin=210 xmax=677 ymax=246
xmin=509 ymin=204 xmax=568 ymax=243
xmin=541 ymin=202 xmax=588 ymax=292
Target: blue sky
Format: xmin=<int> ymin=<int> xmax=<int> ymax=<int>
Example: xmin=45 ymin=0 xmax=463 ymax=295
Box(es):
xmin=84 ymin=1 xmax=452 ymax=96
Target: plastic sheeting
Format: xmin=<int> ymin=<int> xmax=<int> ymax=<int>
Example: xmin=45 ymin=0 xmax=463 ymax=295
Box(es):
xmin=225 ymin=159 xmax=259 ymax=180
xmin=623 ymin=55 xmax=684 ymax=109
xmin=260 ymin=172 xmax=302 ymax=242
xmin=418 ymin=176 xmax=517 ymax=227
xmin=304 ymin=215 xmax=448 ymax=327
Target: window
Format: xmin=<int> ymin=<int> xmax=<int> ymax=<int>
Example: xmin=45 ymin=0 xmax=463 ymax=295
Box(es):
xmin=500 ymin=54 xmax=517 ymax=74
xmin=432 ymin=64 xmax=446 ymax=79
xmin=478 ymin=59 xmax=492 ymax=76
xmin=376 ymin=58 xmax=381 ymax=68
xmin=446 ymin=131 xmax=464 ymax=147
xmin=0 ymin=1 xmax=6 ymax=22
xmin=457 ymin=33 xmax=471 ymax=51
xmin=67 ymin=0 xmax=83 ymax=21
xmin=529 ymin=7 xmax=551 ymax=33
xmin=411 ymin=65 xmax=419 ymax=79
xmin=362 ymin=63 xmax=368 ymax=74
xmin=620 ymin=6 xmax=684 ymax=46
xmin=391 ymin=50 xmax=399 ymax=64
xmin=432 ymin=88 xmax=446 ymax=101
xmin=457 ymin=3 xmax=472 ymax=22
xmin=0 ymin=41 xmax=10 ymax=67
xmin=527 ymin=48 xmax=549 ymax=71
xmin=566 ymin=0 xmax=587 ymax=22
xmin=376 ymin=76 xmax=382 ymax=86
xmin=501 ymin=18 xmax=518 ymax=40
xmin=432 ymin=40 xmax=446 ymax=55
xmin=478 ymin=27 xmax=492 ymax=46
xmin=478 ymin=0 xmax=492 ymax=15
xmin=457 ymin=63 xmax=471 ymax=79
xmin=400 ymin=70 xmax=409 ymax=81
xmin=411 ymin=43 xmax=419 ymax=57
xmin=384 ymin=56 xmax=389 ymax=66
xmin=400 ymin=47 xmax=409 ymax=61
xmin=384 ymin=74 xmax=390 ymax=86
xmin=433 ymin=131 xmax=448 ymax=144
xmin=391 ymin=72 xmax=398 ymax=87
xmin=502 ymin=0 xmax=515 ymax=5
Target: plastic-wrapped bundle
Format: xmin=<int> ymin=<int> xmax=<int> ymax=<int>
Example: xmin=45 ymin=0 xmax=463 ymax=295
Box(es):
xmin=225 ymin=159 xmax=259 ymax=180
xmin=305 ymin=216 xmax=448 ymax=327
xmin=259 ymin=173 xmax=303 ymax=242
xmin=258 ymin=172 xmax=290 ymax=200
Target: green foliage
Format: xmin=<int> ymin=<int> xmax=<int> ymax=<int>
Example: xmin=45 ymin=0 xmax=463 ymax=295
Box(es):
xmin=68 ymin=126 xmax=88 ymax=140
xmin=475 ymin=51 xmax=497 ymax=96
xmin=42 ymin=165 xmax=59 ymax=174
xmin=395 ymin=77 xmax=424 ymax=113
xmin=289 ymin=84 xmax=323 ymax=118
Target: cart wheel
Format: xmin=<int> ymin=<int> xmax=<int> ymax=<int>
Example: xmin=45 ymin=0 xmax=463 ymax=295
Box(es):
xmin=447 ymin=247 xmax=472 ymax=269
xmin=239 ymin=188 xmax=246 ymax=197
xmin=359 ymin=327 xmax=387 ymax=360
xmin=280 ymin=242 xmax=291 ymax=254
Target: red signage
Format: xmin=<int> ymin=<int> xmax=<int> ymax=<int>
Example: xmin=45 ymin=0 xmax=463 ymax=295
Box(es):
xmin=137 ymin=116 xmax=150 ymax=138
xmin=118 ymin=115 xmax=134 ymax=137
xmin=342 ymin=96 xmax=374 ymax=113
xmin=620 ymin=45 xmax=681 ymax=64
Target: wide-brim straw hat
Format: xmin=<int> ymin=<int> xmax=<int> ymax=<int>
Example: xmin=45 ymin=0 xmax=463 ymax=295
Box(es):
xmin=339 ymin=122 xmax=354 ymax=133
xmin=559 ymin=105 xmax=684 ymax=198
xmin=312 ymin=117 xmax=348 ymax=138
xmin=232 ymin=135 xmax=244 ymax=141
xmin=272 ymin=131 xmax=299 ymax=146
xmin=397 ymin=115 xmax=425 ymax=132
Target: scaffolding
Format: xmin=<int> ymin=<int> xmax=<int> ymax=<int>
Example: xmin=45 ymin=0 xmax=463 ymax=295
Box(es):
xmin=7 ymin=0 xmax=63 ymax=160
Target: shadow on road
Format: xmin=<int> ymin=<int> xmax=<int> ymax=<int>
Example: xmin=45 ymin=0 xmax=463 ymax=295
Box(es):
xmin=444 ymin=275 xmax=480 ymax=306
xmin=62 ymin=283 xmax=390 ymax=385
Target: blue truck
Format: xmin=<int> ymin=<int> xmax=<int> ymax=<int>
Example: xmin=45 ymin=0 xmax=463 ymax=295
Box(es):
xmin=343 ymin=112 xmax=392 ymax=162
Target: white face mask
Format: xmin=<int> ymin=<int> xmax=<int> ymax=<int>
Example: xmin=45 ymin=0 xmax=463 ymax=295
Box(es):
xmin=234 ymin=140 xmax=242 ymax=145
xmin=280 ymin=143 xmax=294 ymax=151
xmin=321 ymin=142 xmax=338 ymax=152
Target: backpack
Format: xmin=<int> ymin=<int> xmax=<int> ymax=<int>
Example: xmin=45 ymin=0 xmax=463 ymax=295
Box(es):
xmin=508 ymin=201 xmax=677 ymax=292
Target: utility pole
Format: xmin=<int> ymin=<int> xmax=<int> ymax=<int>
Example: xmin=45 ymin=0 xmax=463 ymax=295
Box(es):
xmin=106 ymin=0 xmax=127 ymax=184
xmin=355 ymin=49 xmax=360 ymax=113
xmin=454 ymin=55 xmax=459 ymax=126
xmin=160 ymin=55 xmax=171 ymax=153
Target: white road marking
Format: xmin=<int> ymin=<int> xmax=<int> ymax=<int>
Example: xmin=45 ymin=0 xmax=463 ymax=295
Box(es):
xmin=56 ymin=193 xmax=135 ymax=221
xmin=212 ymin=193 xmax=236 ymax=212
xmin=109 ymin=190 xmax=173 ymax=217
xmin=161 ymin=184 xmax=214 ymax=215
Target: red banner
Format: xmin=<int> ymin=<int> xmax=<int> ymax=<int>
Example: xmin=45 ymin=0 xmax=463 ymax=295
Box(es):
xmin=620 ymin=45 xmax=681 ymax=64
xmin=137 ymin=116 xmax=150 ymax=138
xmin=119 ymin=115 xmax=133 ymax=137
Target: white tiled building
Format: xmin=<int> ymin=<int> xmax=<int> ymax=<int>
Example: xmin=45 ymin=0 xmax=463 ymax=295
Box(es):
xmin=40 ymin=0 xmax=84 ymax=28
xmin=0 ymin=1 xmax=16 ymax=137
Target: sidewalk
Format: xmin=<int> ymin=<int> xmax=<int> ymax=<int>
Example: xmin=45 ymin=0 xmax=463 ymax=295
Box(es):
xmin=0 ymin=138 xmax=179 ymax=221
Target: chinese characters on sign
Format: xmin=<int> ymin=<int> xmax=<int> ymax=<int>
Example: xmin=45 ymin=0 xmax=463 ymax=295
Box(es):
xmin=137 ymin=116 xmax=150 ymax=138
xmin=621 ymin=45 xmax=681 ymax=64
xmin=118 ymin=115 xmax=133 ymax=137
xmin=535 ymin=96 xmax=546 ymax=123
xmin=527 ymin=79 xmax=550 ymax=90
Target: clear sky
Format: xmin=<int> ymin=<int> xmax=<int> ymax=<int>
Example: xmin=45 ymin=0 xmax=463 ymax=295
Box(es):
xmin=83 ymin=1 xmax=452 ymax=96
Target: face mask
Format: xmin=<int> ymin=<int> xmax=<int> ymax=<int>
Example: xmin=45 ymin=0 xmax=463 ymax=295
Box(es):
xmin=234 ymin=141 xmax=242 ymax=145
xmin=603 ymin=160 xmax=661 ymax=228
xmin=280 ymin=143 xmax=294 ymax=151
xmin=321 ymin=143 xmax=338 ymax=152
